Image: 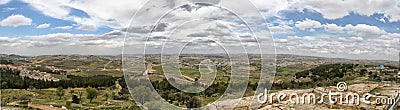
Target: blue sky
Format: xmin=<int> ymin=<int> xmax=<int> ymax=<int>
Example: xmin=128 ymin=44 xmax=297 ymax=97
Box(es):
xmin=0 ymin=0 xmax=399 ymax=60
xmin=0 ymin=0 xmax=111 ymax=37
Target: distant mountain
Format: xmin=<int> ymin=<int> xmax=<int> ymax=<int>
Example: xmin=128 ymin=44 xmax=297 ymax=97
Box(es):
xmin=0 ymin=54 xmax=29 ymax=59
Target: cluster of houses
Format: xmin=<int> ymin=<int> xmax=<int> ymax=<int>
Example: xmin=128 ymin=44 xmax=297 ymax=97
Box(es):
xmin=19 ymin=69 xmax=60 ymax=82
xmin=1 ymin=64 xmax=60 ymax=82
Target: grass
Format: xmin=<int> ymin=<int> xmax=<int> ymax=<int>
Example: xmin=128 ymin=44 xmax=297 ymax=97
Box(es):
xmin=68 ymin=70 xmax=122 ymax=77
xmin=276 ymin=64 xmax=311 ymax=77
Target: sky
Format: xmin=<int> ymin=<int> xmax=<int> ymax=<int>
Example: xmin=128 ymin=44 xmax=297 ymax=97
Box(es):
xmin=0 ymin=0 xmax=399 ymax=61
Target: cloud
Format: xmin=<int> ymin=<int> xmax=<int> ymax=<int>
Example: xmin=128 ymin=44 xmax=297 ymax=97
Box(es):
xmin=290 ymin=0 xmax=400 ymax=22
xmin=388 ymin=33 xmax=400 ymax=38
xmin=344 ymin=24 xmax=386 ymax=37
xmin=0 ymin=36 xmax=20 ymax=44
xmin=378 ymin=18 xmax=386 ymax=23
xmin=269 ymin=25 xmax=293 ymax=33
xmin=286 ymin=35 xmax=315 ymax=41
xmin=323 ymin=23 xmax=344 ymax=33
xmin=0 ymin=14 xmax=32 ymax=27
xmin=187 ymin=32 xmax=210 ymax=37
xmin=294 ymin=21 xmax=387 ymax=38
xmin=251 ymin=0 xmax=400 ymax=22
xmin=76 ymin=25 xmax=96 ymax=31
xmin=287 ymin=36 xmax=302 ymax=41
xmin=0 ymin=0 xmax=11 ymax=5
xmin=295 ymin=19 xmax=322 ymax=31
xmin=250 ymin=0 xmax=289 ymax=17
xmin=121 ymin=25 xmax=151 ymax=34
xmin=0 ymin=32 xmax=124 ymax=48
xmin=36 ymin=23 xmax=50 ymax=28
xmin=275 ymin=39 xmax=288 ymax=43
xmin=2 ymin=7 xmax=16 ymax=12
xmin=348 ymin=37 xmax=364 ymax=43
xmin=21 ymin=0 xmax=147 ymax=29
xmin=275 ymin=33 xmax=399 ymax=60
xmin=54 ymin=26 xmax=73 ymax=30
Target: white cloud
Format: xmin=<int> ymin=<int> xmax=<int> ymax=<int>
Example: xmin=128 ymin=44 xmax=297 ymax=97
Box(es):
xmin=291 ymin=0 xmax=400 ymax=22
xmin=287 ymin=36 xmax=302 ymax=41
xmin=0 ymin=31 xmax=125 ymax=49
xmin=378 ymin=18 xmax=386 ymax=23
xmin=0 ymin=14 xmax=32 ymax=27
xmin=344 ymin=24 xmax=386 ymax=37
xmin=0 ymin=36 xmax=18 ymax=43
xmin=21 ymin=0 xmax=147 ymax=29
xmin=36 ymin=23 xmax=50 ymax=28
xmin=250 ymin=0 xmax=289 ymax=17
xmin=2 ymin=7 xmax=16 ymax=12
xmin=252 ymin=0 xmax=400 ymax=22
xmin=323 ymin=23 xmax=344 ymax=33
xmin=295 ymin=19 xmax=322 ymax=31
xmin=269 ymin=25 xmax=293 ymax=33
xmin=275 ymin=33 xmax=399 ymax=60
xmin=303 ymin=36 xmax=315 ymax=41
xmin=348 ymin=37 xmax=364 ymax=43
xmin=0 ymin=0 xmax=11 ymax=5
xmin=388 ymin=33 xmax=400 ymax=38
xmin=21 ymin=0 xmax=71 ymax=21
xmin=275 ymin=39 xmax=288 ymax=43
xmin=54 ymin=26 xmax=73 ymax=30
xmin=76 ymin=25 xmax=96 ymax=31
xmin=0 ymin=36 xmax=29 ymax=47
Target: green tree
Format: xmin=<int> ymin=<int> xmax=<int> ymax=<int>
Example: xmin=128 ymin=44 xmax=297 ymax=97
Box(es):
xmin=86 ymin=87 xmax=98 ymax=103
xmin=56 ymin=87 xmax=65 ymax=99
xmin=281 ymin=81 xmax=292 ymax=89
xmin=186 ymin=96 xmax=201 ymax=108
xmin=1 ymin=82 xmax=8 ymax=89
xmin=360 ymin=69 xmax=368 ymax=76
xmin=72 ymin=95 xmax=80 ymax=104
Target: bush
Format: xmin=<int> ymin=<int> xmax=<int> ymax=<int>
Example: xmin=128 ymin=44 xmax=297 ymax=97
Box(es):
xmin=72 ymin=95 xmax=80 ymax=104
xmin=66 ymin=101 xmax=72 ymax=106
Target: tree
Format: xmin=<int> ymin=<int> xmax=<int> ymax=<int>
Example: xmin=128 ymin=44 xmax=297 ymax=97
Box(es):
xmin=186 ymin=96 xmax=201 ymax=108
xmin=360 ymin=69 xmax=368 ymax=76
xmin=72 ymin=95 xmax=80 ymax=104
xmin=281 ymin=81 xmax=292 ymax=89
xmin=56 ymin=87 xmax=65 ymax=100
xmin=86 ymin=87 xmax=98 ymax=103
xmin=132 ymin=86 xmax=151 ymax=105
xmin=1 ymin=82 xmax=8 ymax=89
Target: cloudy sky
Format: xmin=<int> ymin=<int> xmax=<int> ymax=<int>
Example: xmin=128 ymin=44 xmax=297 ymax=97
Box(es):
xmin=0 ymin=0 xmax=399 ymax=61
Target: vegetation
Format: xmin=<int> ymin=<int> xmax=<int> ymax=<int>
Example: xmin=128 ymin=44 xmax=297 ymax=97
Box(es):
xmin=72 ymin=95 xmax=80 ymax=104
xmin=0 ymin=67 xmax=118 ymax=89
xmin=56 ymin=86 xmax=65 ymax=99
xmin=86 ymin=87 xmax=98 ymax=103
xmin=1 ymin=54 xmax=399 ymax=109
xmin=186 ymin=96 xmax=201 ymax=108
xmin=295 ymin=63 xmax=355 ymax=80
